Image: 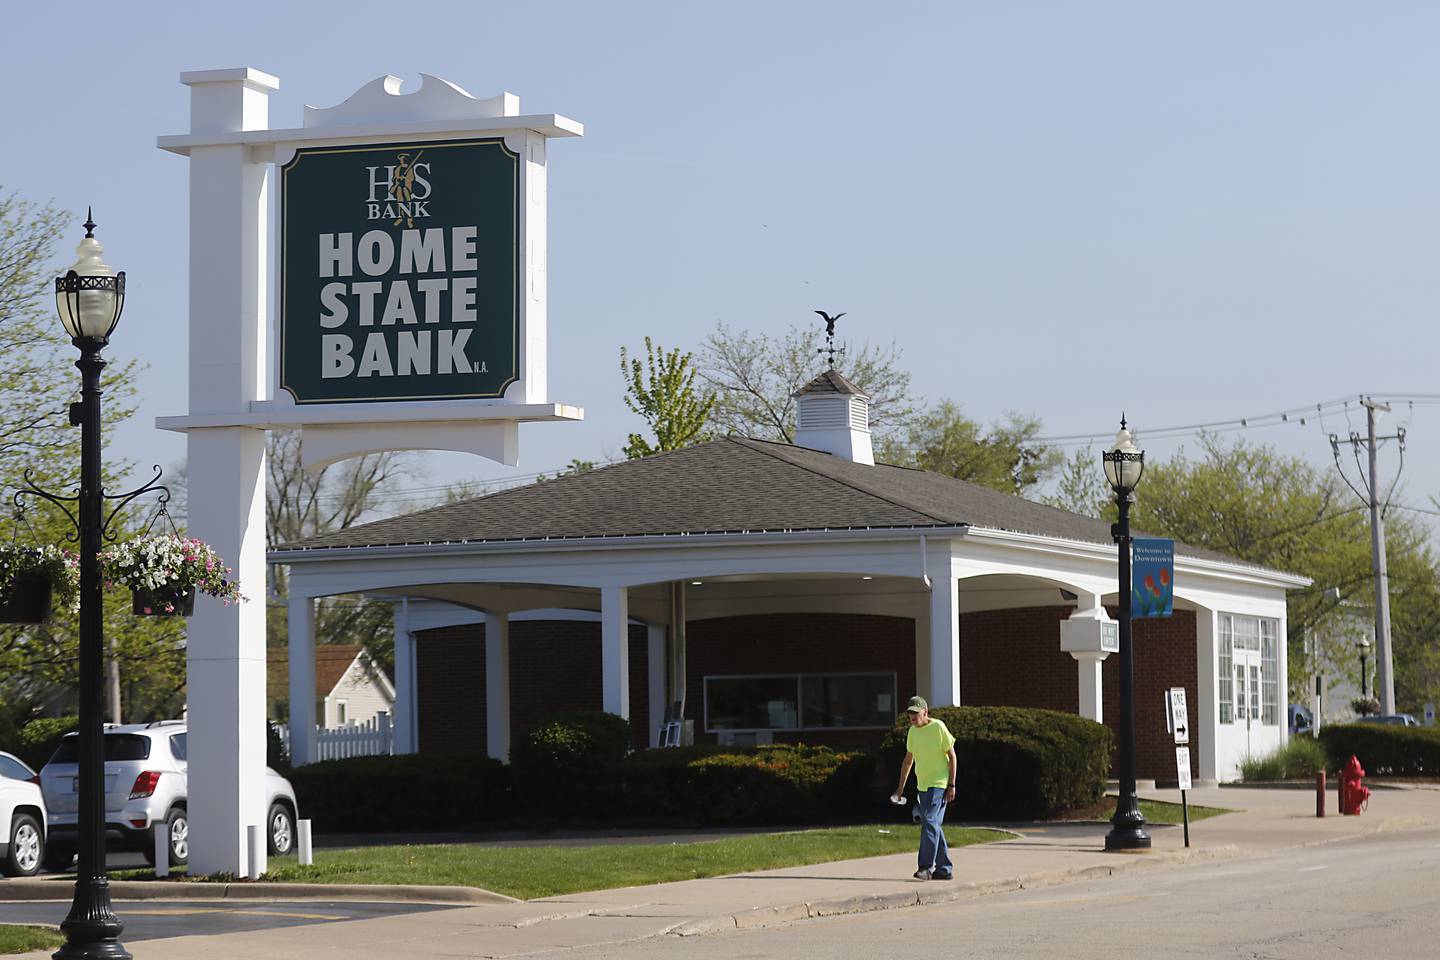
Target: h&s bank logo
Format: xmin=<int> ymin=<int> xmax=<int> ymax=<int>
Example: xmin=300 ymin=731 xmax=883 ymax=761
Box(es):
xmin=365 ymin=151 xmax=433 ymax=227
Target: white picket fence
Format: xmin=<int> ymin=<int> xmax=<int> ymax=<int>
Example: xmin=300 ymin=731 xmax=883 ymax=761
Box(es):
xmin=276 ymin=713 xmax=393 ymax=763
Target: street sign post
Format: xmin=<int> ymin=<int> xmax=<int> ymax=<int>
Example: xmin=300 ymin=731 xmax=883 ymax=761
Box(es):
xmin=1168 ymin=688 xmax=1191 ymax=847
xmin=1176 ymin=746 xmax=1192 ymax=847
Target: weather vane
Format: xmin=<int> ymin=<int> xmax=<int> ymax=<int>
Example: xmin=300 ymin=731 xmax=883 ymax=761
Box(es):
xmin=815 ymin=310 xmax=846 ymax=367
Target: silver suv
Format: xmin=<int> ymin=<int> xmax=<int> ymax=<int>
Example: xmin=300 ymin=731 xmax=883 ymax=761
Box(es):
xmin=39 ymin=721 xmax=298 ymax=871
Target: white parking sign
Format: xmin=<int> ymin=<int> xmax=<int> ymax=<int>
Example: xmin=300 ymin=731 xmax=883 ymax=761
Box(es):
xmin=1176 ymin=747 xmax=1192 ymax=791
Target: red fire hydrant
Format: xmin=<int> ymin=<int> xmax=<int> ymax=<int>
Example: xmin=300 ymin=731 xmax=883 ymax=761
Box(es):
xmin=1339 ymin=755 xmax=1370 ymax=815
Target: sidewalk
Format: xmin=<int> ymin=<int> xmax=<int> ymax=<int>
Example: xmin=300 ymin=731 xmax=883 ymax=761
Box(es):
xmin=15 ymin=784 xmax=1440 ymax=959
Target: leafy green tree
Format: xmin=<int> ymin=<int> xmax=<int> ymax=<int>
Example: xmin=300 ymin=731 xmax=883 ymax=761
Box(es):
xmin=698 ymin=321 xmax=919 ymax=442
xmin=879 ymin=402 xmax=1062 ymax=496
xmin=620 ymin=337 xmax=714 ymax=459
xmin=1043 ymin=447 xmax=1110 ymax=518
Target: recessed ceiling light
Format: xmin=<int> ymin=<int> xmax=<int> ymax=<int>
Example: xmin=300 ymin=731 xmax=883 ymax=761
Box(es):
xmin=862 ymin=576 xmax=874 ymax=580
xmin=691 ymin=580 xmax=702 ymax=586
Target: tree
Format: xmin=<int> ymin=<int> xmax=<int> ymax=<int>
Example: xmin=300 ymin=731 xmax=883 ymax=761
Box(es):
xmin=265 ymin=431 xmax=408 ymax=694
xmin=1124 ymin=434 xmax=1440 ymax=710
xmin=697 ymin=321 xmax=920 ymax=443
xmin=879 ymin=402 xmax=1062 ymax=496
xmin=620 ymin=337 xmax=714 ymax=459
xmin=1043 ymin=447 xmax=1110 ymax=519
xmin=0 ymin=190 xmax=177 ymax=725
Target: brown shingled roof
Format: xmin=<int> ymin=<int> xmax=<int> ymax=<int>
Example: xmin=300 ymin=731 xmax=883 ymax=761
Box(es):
xmin=793 ymin=368 xmax=869 ymax=398
xmin=271 ymin=437 xmax=1263 ymax=570
xmin=267 ymin=644 xmax=375 ymax=697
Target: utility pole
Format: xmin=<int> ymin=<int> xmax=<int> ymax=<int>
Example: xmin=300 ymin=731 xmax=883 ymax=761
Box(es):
xmin=1363 ymin=400 xmax=1396 ymax=716
xmin=1330 ymin=399 xmax=1403 ymax=716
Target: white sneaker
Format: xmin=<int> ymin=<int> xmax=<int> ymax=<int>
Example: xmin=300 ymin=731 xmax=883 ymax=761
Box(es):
xmin=913 ymin=868 xmax=933 ymax=880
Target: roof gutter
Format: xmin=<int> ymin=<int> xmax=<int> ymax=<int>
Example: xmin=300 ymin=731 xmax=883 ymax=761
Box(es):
xmin=269 ymin=524 xmax=974 ymax=565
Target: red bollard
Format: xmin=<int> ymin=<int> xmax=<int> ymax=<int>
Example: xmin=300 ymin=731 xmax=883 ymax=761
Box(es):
xmin=1315 ymin=770 xmax=1326 ymax=818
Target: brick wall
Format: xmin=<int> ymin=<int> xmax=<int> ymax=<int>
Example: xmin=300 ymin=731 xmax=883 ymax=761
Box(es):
xmin=415 ymin=620 xmax=650 ymax=754
xmin=1106 ymin=608 xmax=1199 ymax=783
xmin=960 ymin=607 xmax=1077 ymax=713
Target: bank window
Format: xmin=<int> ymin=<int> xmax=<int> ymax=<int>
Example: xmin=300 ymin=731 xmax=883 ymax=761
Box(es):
xmin=1219 ymin=616 xmax=1233 ymax=724
xmin=1260 ymin=619 xmax=1279 ymax=725
xmin=705 ymin=673 xmax=896 ymax=732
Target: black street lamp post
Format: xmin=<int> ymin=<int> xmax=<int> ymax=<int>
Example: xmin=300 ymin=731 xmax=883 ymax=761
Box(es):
xmin=1358 ymin=637 xmax=1371 ymax=705
xmin=1102 ymin=417 xmax=1151 ymax=852
xmin=49 ymin=213 xmax=131 ymax=960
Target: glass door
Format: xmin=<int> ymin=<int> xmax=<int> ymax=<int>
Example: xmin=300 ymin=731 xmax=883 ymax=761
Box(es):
xmin=1234 ymin=651 xmax=1261 ymax=753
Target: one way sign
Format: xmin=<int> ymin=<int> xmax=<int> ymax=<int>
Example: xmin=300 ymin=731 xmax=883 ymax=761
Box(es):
xmin=1168 ymin=687 xmax=1190 ymax=745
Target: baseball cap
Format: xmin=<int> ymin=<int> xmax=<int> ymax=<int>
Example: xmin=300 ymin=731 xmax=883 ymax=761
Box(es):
xmin=905 ymin=696 xmax=928 ymax=713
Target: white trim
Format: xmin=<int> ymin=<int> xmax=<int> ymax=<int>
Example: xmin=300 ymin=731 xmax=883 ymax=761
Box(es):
xmin=158 ymin=113 xmax=584 ymax=156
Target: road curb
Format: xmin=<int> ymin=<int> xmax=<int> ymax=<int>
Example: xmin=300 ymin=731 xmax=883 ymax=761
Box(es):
xmin=0 ymin=878 xmax=516 ymax=905
xmin=670 ymin=844 xmax=1242 ymax=937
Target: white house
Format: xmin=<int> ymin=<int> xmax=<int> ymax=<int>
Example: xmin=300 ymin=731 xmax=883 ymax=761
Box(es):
xmin=269 ymin=644 xmax=395 ymax=729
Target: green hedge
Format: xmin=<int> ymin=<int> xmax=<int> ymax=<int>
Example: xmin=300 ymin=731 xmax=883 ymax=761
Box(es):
xmin=878 ymin=706 xmax=1113 ymax=820
xmin=609 ymin=744 xmax=879 ymax=825
xmin=510 ymin=711 xmax=633 ymax=820
xmin=286 ymin=754 xmax=511 ymax=832
xmin=14 ymin=716 xmax=78 ymax=771
xmin=1319 ymin=723 xmax=1440 ymax=777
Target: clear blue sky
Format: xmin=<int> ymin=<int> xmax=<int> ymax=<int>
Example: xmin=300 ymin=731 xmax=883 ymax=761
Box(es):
xmin=4 ymin=1 xmax=1437 ymax=522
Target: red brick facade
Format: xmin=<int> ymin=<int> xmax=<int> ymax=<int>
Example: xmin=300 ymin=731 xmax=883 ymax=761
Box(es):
xmin=415 ymin=607 xmax=1200 ymax=779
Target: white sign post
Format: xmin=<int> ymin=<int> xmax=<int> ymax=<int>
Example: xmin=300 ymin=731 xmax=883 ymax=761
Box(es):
xmin=1168 ymin=688 xmax=1192 ymax=847
xmin=157 ymin=69 xmax=584 ymax=875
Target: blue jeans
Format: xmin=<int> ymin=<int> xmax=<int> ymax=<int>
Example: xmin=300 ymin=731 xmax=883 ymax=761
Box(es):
xmin=916 ymin=787 xmax=952 ymax=876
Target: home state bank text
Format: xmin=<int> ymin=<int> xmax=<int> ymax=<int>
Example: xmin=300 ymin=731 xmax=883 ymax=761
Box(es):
xmin=312 ymin=227 xmax=491 ymax=380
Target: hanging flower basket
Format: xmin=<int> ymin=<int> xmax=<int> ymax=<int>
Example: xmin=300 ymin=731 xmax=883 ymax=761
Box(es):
xmin=131 ymin=585 xmax=196 ymax=617
xmin=0 ymin=545 xmax=79 ymax=625
xmin=100 ymin=534 xmax=244 ymax=618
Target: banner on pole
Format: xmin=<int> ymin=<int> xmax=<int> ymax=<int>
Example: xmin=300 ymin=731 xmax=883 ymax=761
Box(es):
xmin=1131 ymin=538 xmax=1174 ymax=618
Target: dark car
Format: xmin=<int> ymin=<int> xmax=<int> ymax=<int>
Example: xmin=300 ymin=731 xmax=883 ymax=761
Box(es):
xmin=1356 ymin=713 xmax=1420 ymax=727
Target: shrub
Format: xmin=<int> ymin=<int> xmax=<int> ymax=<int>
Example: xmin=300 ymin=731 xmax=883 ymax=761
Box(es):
xmin=286 ymin=753 xmax=511 ymax=832
xmin=612 ymin=744 xmax=879 ymax=825
xmin=877 ymin=706 xmax=1113 ymax=820
xmin=16 ymin=716 xmax=78 ymax=771
xmin=510 ymin=712 xmax=632 ymax=819
xmin=1239 ymin=736 xmax=1328 ymax=781
xmin=1319 ymin=723 xmax=1440 ymax=777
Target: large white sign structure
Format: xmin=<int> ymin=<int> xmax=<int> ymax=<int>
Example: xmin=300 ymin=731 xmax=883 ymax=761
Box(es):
xmin=157 ymin=68 xmax=582 ymax=874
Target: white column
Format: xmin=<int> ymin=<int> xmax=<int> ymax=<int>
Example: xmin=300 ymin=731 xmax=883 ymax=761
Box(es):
xmin=1195 ymin=607 xmax=1219 ymax=783
xmin=601 ymin=586 xmax=630 ymax=717
xmin=181 ymin=67 xmax=278 ymax=877
xmin=485 ymin=612 xmax=511 ymax=761
xmin=928 ymin=549 xmax=960 ymax=707
xmin=1074 ymin=653 xmax=1106 ymax=723
xmin=647 ymin=623 xmax=667 ymax=747
xmin=286 ymin=597 xmax=317 ymax=766
xmin=913 ymin=607 xmax=931 ymax=704
xmin=392 ymin=600 xmax=416 ymax=755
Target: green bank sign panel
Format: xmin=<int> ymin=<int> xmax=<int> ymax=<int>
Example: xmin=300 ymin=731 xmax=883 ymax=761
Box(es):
xmin=280 ymin=138 xmax=519 ymax=403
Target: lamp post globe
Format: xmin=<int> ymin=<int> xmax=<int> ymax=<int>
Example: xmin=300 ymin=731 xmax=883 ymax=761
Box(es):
xmin=52 ymin=211 xmax=130 ymax=960
xmin=1103 ymin=416 xmax=1151 ymax=853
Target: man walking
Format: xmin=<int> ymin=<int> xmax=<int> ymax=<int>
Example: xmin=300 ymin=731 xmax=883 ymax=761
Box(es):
xmin=892 ymin=696 xmax=957 ymax=880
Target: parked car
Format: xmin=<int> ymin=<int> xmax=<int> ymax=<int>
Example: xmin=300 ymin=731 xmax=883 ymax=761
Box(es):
xmin=1287 ymin=704 xmax=1314 ymax=736
xmin=1356 ymin=713 xmax=1421 ymax=727
xmin=39 ymin=721 xmax=298 ymax=871
xmin=0 ymin=750 xmax=47 ymax=877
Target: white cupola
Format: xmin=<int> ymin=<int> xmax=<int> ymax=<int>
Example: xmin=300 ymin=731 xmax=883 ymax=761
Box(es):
xmin=792 ymin=368 xmax=874 ymax=465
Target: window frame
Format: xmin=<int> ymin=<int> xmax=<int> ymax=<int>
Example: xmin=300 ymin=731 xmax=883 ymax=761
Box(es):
xmin=703 ymin=671 xmax=898 ymax=734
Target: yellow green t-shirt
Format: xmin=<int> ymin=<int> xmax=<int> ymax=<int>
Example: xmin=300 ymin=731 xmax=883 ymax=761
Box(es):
xmin=906 ymin=718 xmax=956 ymax=790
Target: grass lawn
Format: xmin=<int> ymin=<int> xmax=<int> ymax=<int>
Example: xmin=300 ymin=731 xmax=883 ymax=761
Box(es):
xmin=0 ymin=925 xmax=63 ymax=955
xmin=118 ymin=825 xmax=1006 ymax=900
xmin=1055 ymin=797 xmax=1231 ymax=824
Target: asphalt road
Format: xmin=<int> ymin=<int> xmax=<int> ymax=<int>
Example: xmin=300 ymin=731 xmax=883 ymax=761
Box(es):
xmin=0 ymin=898 xmax=461 ymax=942
xmin=571 ymin=827 xmax=1440 ymax=960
